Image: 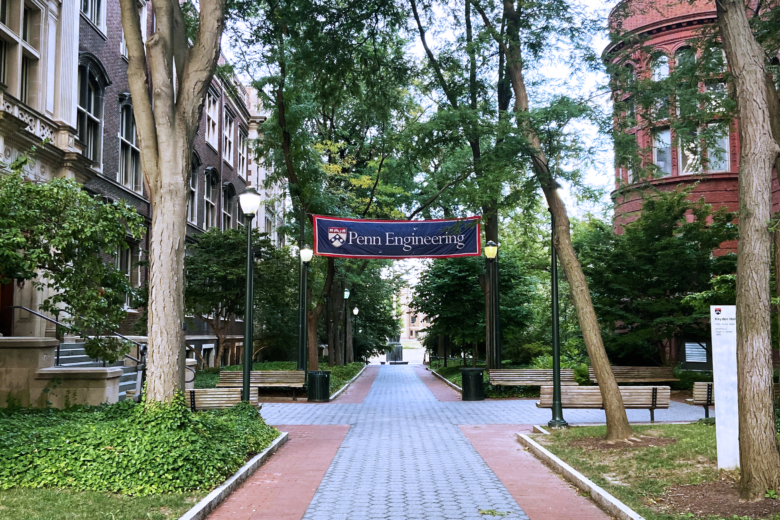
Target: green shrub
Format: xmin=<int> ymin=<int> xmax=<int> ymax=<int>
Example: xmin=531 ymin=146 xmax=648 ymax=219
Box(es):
xmin=194 ymin=370 xmax=220 ymax=389
xmin=502 ymin=340 xmax=551 ymax=365
xmin=671 ymin=368 xmax=713 ymax=390
xmin=0 ymin=395 xmax=279 ymax=495
xmin=573 ymin=363 xmax=592 ymax=386
xmin=328 ymin=363 xmax=365 ymax=393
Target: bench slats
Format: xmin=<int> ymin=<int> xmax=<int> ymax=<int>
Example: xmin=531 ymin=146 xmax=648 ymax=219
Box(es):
xmin=216 ymin=371 xmax=306 ymax=388
xmin=487 ymin=369 xmax=577 ymax=386
xmin=588 ymin=366 xmax=679 ymax=383
xmin=537 ymin=386 xmax=670 ymax=422
xmin=188 ymin=388 xmax=259 ymax=410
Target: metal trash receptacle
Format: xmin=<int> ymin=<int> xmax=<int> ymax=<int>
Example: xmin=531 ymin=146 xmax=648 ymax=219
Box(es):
xmin=460 ymin=367 xmax=485 ymax=401
xmin=307 ymin=371 xmax=331 ymax=402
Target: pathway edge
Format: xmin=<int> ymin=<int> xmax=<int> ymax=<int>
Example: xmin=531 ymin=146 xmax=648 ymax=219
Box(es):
xmin=429 ymin=367 xmax=463 ymax=394
xmin=178 ymin=431 xmax=289 ymax=520
xmin=516 ymin=433 xmax=645 ymax=520
xmin=329 ymin=363 xmax=368 ymax=400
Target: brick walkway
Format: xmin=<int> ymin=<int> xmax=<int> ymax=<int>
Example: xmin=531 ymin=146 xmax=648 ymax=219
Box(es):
xmin=212 ymin=365 xmax=708 ymax=520
xmin=413 ymin=365 xmax=461 ymax=401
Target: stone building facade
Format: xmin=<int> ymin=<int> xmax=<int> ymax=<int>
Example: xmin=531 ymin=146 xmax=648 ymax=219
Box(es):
xmin=0 ymin=0 xmax=286 ymax=368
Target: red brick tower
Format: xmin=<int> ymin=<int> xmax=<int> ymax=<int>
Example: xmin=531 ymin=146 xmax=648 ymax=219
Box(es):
xmin=606 ymin=0 xmax=740 ymax=254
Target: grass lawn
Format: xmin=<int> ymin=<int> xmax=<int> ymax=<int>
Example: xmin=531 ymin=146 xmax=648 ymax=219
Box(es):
xmin=194 ymin=361 xmax=366 ymax=395
xmin=0 ymin=488 xmax=202 ymax=520
xmin=431 ymin=364 xmax=540 ymax=398
xmin=538 ymin=423 xmax=780 ymax=520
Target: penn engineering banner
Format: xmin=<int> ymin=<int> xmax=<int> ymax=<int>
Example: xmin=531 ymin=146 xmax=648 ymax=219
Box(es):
xmin=313 ymin=215 xmax=481 ymax=259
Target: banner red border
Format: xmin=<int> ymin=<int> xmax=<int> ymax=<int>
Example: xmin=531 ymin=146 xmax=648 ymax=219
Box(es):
xmin=312 ymin=215 xmax=482 ymax=259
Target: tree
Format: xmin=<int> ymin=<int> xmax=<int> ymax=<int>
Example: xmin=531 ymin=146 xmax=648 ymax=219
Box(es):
xmin=0 ymin=154 xmax=144 ymax=354
xmin=574 ymin=187 xmax=737 ymax=364
xmin=119 ymin=0 xmax=227 ymax=401
xmin=715 ymin=0 xmax=780 ymax=499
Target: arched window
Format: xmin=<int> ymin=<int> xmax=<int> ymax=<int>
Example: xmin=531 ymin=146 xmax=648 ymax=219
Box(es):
xmin=204 ymin=169 xmax=218 ymax=230
xmin=651 ymin=53 xmax=669 ymax=81
xmin=77 ymin=56 xmax=110 ymax=168
xmin=222 ymin=184 xmax=236 ymax=230
xmin=188 ymin=153 xmax=201 ymax=224
xmin=675 ymin=47 xmax=696 ymax=71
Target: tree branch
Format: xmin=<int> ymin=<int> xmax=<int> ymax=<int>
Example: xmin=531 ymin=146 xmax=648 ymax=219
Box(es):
xmin=409 ymin=0 xmax=460 ymax=109
xmin=362 ymin=153 xmax=386 ymax=217
xmin=406 ymin=170 xmax=472 ymax=219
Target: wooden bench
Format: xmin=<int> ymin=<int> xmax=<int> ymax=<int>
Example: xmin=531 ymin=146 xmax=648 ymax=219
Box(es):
xmin=187 ymin=388 xmax=260 ymax=411
xmin=537 ymin=385 xmax=671 ymax=422
xmin=488 ymin=369 xmax=578 ymax=387
xmin=588 ymin=366 xmax=679 ymax=383
xmin=690 ymin=382 xmax=714 ymax=418
xmin=216 ymin=370 xmax=307 ymax=400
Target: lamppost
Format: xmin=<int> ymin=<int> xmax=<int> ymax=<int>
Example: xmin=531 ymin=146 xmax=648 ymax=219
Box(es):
xmin=238 ymin=187 xmax=263 ymax=402
xmin=343 ymin=288 xmax=350 ymax=365
xmin=298 ymin=245 xmax=313 ymax=373
xmin=548 ymin=207 xmax=568 ymax=428
xmin=484 ymin=241 xmax=499 ymax=369
xmin=352 ymin=307 xmax=359 ymax=361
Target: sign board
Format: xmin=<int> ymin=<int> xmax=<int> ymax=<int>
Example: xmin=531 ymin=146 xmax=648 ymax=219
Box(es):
xmin=313 ymin=215 xmax=481 ymax=259
xmin=710 ymin=305 xmax=739 ymax=470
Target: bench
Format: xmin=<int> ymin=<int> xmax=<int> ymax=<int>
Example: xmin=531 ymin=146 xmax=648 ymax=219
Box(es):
xmin=187 ymin=388 xmax=260 ymax=411
xmin=690 ymin=382 xmax=714 ymax=418
xmin=216 ymin=370 xmax=306 ymax=400
xmin=537 ymin=385 xmax=671 ymax=422
xmin=588 ymin=366 xmax=679 ymax=383
xmin=488 ymin=369 xmax=578 ymax=387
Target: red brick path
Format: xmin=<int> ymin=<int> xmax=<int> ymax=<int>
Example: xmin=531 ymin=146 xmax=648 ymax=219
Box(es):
xmin=207 ymin=425 xmax=350 ymax=520
xmin=333 ymin=365 xmax=378 ymax=403
xmin=460 ymin=425 xmax=610 ymax=520
xmin=413 ymin=365 xmax=461 ymax=401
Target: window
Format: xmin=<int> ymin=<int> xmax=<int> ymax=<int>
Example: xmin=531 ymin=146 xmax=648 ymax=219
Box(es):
xmin=117 ymin=244 xmax=140 ymax=307
xmin=651 ymin=53 xmax=669 ymax=81
xmin=238 ymin=131 xmax=248 ymax=178
xmin=223 ymin=110 xmax=234 ymax=164
xmin=652 ymin=128 xmax=672 ymax=176
xmin=0 ymin=40 xmax=7 ymax=84
xmin=82 ymin=0 xmax=102 ymax=29
xmin=119 ymin=105 xmax=141 ymax=192
xmin=0 ymin=0 xmax=7 ymax=25
xmin=684 ymin=342 xmax=708 ymax=364
xmin=706 ymin=125 xmax=730 ymax=172
xmin=20 ymin=56 xmax=30 ymax=104
xmin=222 ymin=188 xmax=235 ymax=229
xmin=705 ymin=81 xmax=728 ymax=112
xmin=675 ymin=47 xmax=695 ymax=71
xmin=22 ymin=7 xmax=29 ymax=42
xmin=205 ymin=92 xmax=218 ymax=148
xmin=678 ymin=129 xmax=699 ymax=176
xmin=265 ymin=216 xmax=272 ymax=235
xmin=77 ymin=65 xmax=104 ymax=166
xmin=187 ymin=157 xmax=200 ymax=224
xmin=204 ymin=171 xmax=218 ymax=230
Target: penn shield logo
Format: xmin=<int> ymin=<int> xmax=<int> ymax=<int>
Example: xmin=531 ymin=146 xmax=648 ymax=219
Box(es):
xmin=328 ymin=227 xmax=347 ymax=248
xmin=714 ymin=308 xmax=722 ymax=315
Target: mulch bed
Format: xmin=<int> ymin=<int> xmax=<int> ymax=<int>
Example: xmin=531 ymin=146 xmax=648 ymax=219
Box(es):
xmin=659 ymin=477 xmax=780 ymax=519
xmin=568 ymin=435 xmax=678 ymax=450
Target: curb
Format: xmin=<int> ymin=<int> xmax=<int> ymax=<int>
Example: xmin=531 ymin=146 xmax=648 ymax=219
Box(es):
xmin=430 ymin=368 xmax=463 ymax=394
xmin=329 ymin=363 xmax=368 ymax=401
xmin=179 ymin=432 xmax=289 ymax=520
xmin=516 ymin=433 xmax=644 ymax=520
xmin=532 ymin=425 xmax=550 ymax=435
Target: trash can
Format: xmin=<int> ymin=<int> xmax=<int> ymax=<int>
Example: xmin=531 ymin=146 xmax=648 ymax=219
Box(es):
xmin=460 ymin=368 xmax=485 ymax=401
xmin=307 ymin=371 xmax=331 ymax=402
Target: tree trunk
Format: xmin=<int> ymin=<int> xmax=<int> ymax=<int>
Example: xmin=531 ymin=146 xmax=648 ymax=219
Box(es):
xmin=774 ymin=229 xmax=780 ymax=353
xmin=717 ymin=0 xmax=780 ymax=499
xmin=308 ymin=286 xmax=322 ymax=372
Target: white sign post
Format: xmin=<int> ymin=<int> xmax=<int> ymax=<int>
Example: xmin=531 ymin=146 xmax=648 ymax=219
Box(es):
xmin=710 ymin=305 xmax=739 ymax=470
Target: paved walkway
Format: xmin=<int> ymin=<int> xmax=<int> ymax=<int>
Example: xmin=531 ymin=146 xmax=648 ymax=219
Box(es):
xmin=211 ymin=365 xmax=708 ymax=520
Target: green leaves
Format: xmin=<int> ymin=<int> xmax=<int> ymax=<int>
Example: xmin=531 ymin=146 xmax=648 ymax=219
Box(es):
xmin=0 ymin=396 xmax=280 ymax=495
xmin=0 ymin=155 xmax=144 ymax=340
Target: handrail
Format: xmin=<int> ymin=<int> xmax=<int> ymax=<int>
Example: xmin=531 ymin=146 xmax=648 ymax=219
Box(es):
xmin=9 ymin=306 xmax=146 ymax=364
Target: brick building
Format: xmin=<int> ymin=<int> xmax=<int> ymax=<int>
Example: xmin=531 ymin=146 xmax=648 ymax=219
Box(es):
xmin=606 ymin=0 xmax=740 ymax=258
xmin=0 ymin=0 xmax=286 ymax=368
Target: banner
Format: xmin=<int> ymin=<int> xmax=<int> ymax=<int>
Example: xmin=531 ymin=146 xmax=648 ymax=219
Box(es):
xmin=313 ymin=215 xmax=481 ymax=259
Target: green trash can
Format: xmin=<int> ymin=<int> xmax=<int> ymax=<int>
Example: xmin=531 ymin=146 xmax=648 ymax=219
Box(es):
xmin=461 ymin=368 xmax=485 ymax=401
xmin=307 ymin=371 xmax=331 ymax=402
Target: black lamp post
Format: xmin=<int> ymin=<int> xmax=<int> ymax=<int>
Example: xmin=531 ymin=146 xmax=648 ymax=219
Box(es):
xmin=238 ymin=187 xmax=262 ymax=402
xmin=298 ymin=245 xmax=313 ymax=373
xmin=548 ymin=208 xmax=568 ymax=428
xmin=484 ymin=241 xmax=499 ymax=369
xmin=343 ymin=288 xmax=350 ymax=365
xmin=353 ymin=306 xmax=359 ymax=361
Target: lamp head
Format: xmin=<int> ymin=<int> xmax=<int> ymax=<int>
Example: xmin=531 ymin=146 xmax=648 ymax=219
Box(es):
xmin=300 ymin=244 xmax=313 ymax=263
xmin=353 ymin=307 xmax=359 ymax=316
xmin=238 ymin=186 xmax=263 ymax=217
xmin=344 ymin=288 xmax=350 ymax=300
xmin=485 ymin=240 xmax=498 ymax=259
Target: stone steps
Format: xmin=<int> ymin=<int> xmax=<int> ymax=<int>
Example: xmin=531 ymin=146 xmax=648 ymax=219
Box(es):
xmin=57 ymin=342 xmax=142 ymax=401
